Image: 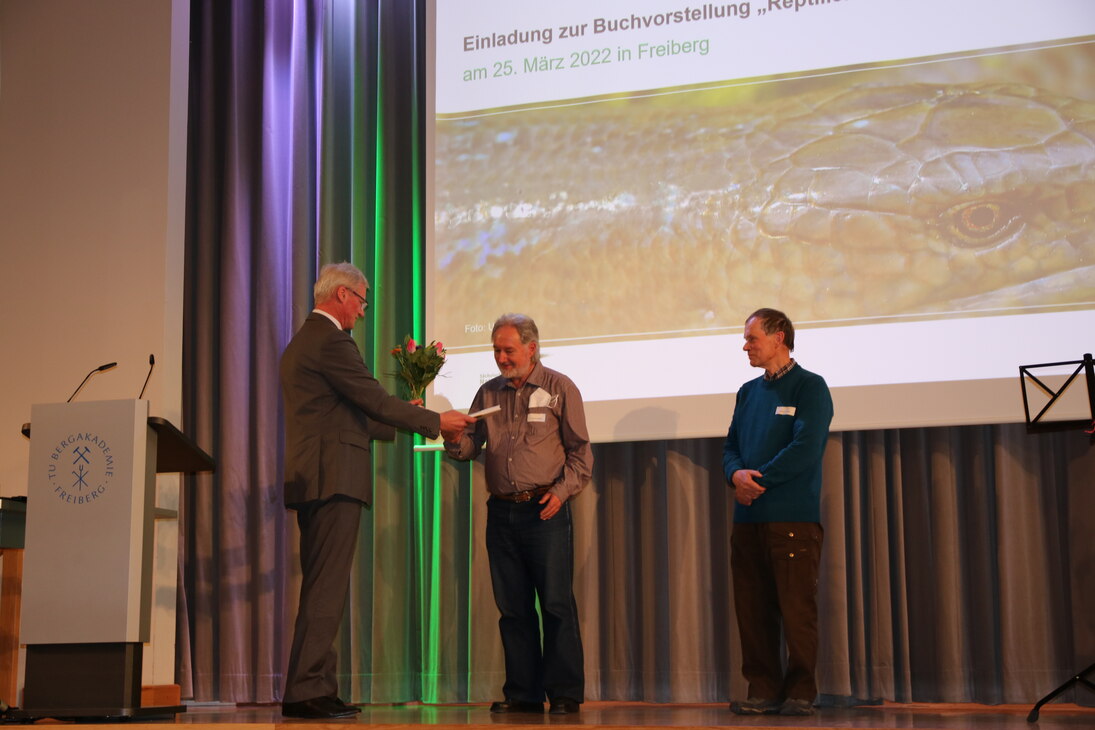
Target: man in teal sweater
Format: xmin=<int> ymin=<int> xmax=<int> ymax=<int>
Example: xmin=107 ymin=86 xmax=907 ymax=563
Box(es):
xmin=722 ymin=308 xmax=833 ymax=717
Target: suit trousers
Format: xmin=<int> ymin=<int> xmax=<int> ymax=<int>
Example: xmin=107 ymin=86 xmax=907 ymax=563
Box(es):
xmin=731 ymin=521 xmax=823 ymax=703
xmin=284 ymin=496 xmax=363 ymax=703
xmin=486 ymin=497 xmax=585 ymax=703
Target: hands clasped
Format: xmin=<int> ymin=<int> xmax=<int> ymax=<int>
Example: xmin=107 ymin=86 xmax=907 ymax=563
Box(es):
xmin=732 ymin=468 xmax=765 ymax=506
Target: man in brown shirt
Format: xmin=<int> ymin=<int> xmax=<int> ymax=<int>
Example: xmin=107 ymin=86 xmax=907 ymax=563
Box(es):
xmin=445 ymin=313 xmax=592 ymax=715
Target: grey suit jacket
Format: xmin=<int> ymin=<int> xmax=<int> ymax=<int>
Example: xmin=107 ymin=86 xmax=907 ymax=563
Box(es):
xmin=280 ymin=312 xmax=440 ymax=507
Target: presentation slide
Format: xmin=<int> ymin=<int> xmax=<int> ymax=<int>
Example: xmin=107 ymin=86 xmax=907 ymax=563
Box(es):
xmin=427 ymin=0 xmax=1095 ymax=442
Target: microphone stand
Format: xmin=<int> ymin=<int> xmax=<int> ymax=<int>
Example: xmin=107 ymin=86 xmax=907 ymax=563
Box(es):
xmin=67 ymin=362 xmax=117 ymax=403
xmin=138 ymin=355 xmax=155 ymax=400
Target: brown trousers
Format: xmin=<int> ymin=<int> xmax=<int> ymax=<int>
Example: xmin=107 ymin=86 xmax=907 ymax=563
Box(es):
xmin=731 ymin=521 xmax=824 ymax=702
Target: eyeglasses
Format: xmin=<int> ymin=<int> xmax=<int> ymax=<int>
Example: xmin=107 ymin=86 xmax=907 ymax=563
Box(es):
xmin=345 ymin=287 xmax=368 ymax=309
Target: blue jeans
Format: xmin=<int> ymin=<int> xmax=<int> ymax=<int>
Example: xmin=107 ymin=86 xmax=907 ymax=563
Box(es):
xmin=486 ymin=497 xmax=584 ymax=703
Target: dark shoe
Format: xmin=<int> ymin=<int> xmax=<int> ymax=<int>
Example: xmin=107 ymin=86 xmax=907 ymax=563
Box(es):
xmin=282 ymin=696 xmax=359 ymax=719
xmin=729 ymin=697 xmax=780 ymax=715
xmin=779 ymin=698 xmax=815 ymax=716
xmin=549 ymin=697 xmax=580 ymax=715
xmin=332 ymin=696 xmax=363 ymax=713
xmin=489 ymin=699 xmax=544 ymax=714
xmin=328 ymin=697 xmax=361 ymax=713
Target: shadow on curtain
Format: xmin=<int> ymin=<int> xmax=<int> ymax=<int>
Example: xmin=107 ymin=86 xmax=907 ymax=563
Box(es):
xmin=178 ymin=0 xmax=1095 ymax=707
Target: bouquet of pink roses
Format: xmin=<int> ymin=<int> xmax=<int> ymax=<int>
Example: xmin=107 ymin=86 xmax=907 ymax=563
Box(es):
xmin=390 ymin=335 xmax=446 ymax=401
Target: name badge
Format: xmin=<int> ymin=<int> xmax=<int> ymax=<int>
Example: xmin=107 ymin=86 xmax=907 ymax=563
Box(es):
xmin=775 ymin=406 xmax=796 ymax=416
xmin=527 ymin=413 xmax=547 ymax=422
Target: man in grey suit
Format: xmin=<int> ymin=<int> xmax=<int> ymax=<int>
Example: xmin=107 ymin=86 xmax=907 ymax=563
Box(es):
xmin=279 ymin=262 xmax=473 ymax=719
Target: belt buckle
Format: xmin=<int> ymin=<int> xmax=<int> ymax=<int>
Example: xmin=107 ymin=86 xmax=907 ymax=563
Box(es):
xmin=512 ymin=490 xmax=533 ymax=503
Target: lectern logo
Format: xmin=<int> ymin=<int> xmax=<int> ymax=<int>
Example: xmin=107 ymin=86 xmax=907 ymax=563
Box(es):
xmin=46 ymin=432 xmax=116 ymax=505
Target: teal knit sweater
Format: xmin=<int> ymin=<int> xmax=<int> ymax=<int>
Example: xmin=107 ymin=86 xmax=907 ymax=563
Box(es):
xmin=722 ymin=363 xmax=834 ymax=523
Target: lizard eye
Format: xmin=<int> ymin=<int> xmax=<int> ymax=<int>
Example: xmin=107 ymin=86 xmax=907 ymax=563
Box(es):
xmin=941 ymin=200 xmax=1022 ymax=248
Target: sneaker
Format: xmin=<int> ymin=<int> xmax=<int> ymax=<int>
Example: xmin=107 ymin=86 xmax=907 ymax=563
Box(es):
xmin=779 ymin=698 xmax=815 ymax=716
xmin=730 ymin=697 xmax=780 ymax=715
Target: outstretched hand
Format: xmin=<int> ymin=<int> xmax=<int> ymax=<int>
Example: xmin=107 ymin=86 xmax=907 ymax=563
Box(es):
xmin=439 ymin=409 xmax=476 ymax=442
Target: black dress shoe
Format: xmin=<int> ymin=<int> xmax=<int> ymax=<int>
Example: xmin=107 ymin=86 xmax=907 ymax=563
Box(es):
xmin=549 ymin=697 xmax=580 ymax=714
xmin=282 ymin=696 xmax=359 ymax=719
xmin=489 ymin=699 xmax=544 ymax=713
xmin=328 ymin=697 xmax=362 ymax=713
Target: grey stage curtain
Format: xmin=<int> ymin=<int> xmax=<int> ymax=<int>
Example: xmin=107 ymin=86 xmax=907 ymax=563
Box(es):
xmin=178 ymin=0 xmax=1095 ymax=707
xmin=434 ymin=426 xmax=1094 ymax=705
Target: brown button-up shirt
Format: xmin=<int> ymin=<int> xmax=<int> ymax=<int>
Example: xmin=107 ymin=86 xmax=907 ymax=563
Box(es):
xmin=444 ymin=363 xmax=593 ymax=502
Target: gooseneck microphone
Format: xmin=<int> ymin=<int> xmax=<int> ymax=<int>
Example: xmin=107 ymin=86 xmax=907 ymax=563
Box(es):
xmin=67 ymin=362 xmax=118 ymax=402
xmin=138 ymin=354 xmax=156 ymax=400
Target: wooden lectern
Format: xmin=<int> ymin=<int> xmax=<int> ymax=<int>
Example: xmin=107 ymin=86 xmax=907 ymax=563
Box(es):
xmin=14 ymin=400 xmax=214 ymax=721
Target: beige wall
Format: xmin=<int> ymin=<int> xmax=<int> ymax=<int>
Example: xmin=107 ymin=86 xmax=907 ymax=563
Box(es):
xmin=0 ymin=0 xmax=190 ymax=690
xmin=0 ymin=0 xmax=189 ymax=495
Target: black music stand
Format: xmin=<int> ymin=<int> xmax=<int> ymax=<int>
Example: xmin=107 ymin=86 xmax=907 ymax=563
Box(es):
xmin=1019 ymin=353 xmax=1095 ymax=722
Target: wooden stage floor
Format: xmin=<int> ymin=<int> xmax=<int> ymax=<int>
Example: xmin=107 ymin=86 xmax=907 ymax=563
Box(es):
xmin=62 ymin=700 xmax=1092 ymax=730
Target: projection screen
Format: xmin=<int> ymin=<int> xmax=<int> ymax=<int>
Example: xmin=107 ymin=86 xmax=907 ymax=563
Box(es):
xmin=426 ymin=0 xmax=1095 ymax=442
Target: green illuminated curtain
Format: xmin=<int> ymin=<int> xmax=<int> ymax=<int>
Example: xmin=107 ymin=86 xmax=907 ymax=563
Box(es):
xmin=179 ymin=0 xmax=476 ymax=703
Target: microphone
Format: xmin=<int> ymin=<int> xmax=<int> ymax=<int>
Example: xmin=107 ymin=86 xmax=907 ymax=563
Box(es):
xmin=67 ymin=362 xmax=118 ymax=402
xmin=137 ymin=354 xmax=156 ymax=400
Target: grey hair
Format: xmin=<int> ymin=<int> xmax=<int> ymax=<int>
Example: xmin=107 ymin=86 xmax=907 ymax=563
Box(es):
xmin=492 ymin=313 xmax=541 ymax=363
xmin=746 ymin=307 xmax=795 ymax=351
xmin=314 ymin=262 xmax=368 ymax=304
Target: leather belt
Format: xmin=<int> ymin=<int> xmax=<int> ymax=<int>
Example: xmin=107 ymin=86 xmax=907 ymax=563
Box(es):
xmin=493 ymin=486 xmax=551 ymax=503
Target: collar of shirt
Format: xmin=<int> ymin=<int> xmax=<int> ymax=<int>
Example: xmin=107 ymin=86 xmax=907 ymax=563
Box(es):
xmin=765 ymin=358 xmax=797 ymax=382
xmin=313 ymin=308 xmax=342 ymax=330
xmin=506 ymin=361 xmax=545 ymax=391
